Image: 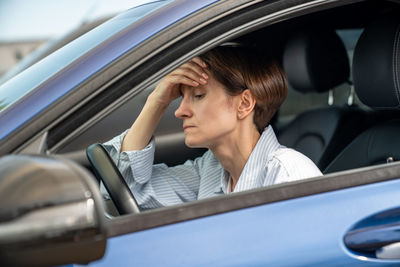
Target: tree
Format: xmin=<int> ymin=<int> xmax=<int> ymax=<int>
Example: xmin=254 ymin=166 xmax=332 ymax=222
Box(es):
xmin=0 ymin=99 xmax=8 ymax=111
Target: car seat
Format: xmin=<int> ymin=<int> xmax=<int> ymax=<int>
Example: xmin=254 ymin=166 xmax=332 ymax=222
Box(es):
xmin=324 ymin=14 xmax=400 ymax=173
xmin=278 ymin=29 xmax=367 ymax=170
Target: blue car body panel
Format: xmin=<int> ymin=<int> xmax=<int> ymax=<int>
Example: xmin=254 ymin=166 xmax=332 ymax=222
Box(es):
xmin=0 ymin=0 xmax=218 ymax=141
xmin=81 ymin=179 xmax=400 ymax=266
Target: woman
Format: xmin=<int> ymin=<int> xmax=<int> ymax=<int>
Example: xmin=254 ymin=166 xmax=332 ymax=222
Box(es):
xmin=103 ymin=46 xmax=322 ymax=210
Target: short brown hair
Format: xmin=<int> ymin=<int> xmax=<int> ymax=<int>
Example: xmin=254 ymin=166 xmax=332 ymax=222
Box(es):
xmin=200 ymin=46 xmax=288 ymax=133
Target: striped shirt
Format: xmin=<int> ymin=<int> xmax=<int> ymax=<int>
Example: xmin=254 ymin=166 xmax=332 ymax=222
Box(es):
xmin=103 ymin=125 xmax=322 ymax=210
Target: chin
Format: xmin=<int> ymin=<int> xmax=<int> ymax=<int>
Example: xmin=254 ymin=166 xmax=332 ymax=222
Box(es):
xmin=184 ymin=137 xmax=206 ymax=148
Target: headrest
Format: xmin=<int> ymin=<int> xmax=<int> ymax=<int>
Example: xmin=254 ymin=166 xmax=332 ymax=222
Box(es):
xmin=283 ymin=29 xmax=350 ymax=93
xmin=353 ymin=14 xmax=400 ymax=109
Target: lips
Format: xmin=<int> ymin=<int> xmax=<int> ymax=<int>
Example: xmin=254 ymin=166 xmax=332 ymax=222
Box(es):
xmin=183 ymin=125 xmax=195 ymax=131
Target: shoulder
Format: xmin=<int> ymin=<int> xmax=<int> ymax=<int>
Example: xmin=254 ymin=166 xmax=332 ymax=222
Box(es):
xmin=271 ymin=147 xmax=311 ymax=163
xmin=268 ymin=147 xmax=322 ymax=183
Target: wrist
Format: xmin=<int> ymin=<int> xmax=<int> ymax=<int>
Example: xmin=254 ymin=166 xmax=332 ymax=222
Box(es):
xmin=147 ymin=92 xmax=170 ymax=110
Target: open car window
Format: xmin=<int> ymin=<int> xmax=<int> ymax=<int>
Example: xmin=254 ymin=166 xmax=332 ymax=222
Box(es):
xmin=13 ymin=0 xmax=399 ymax=228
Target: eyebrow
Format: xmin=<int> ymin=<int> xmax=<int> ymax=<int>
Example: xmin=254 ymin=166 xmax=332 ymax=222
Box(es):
xmin=179 ymin=84 xmax=207 ymax=97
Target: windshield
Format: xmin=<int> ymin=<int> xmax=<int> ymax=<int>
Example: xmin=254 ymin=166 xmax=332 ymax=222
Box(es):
xmin=0 ymin=0 xmax=172 ymax=114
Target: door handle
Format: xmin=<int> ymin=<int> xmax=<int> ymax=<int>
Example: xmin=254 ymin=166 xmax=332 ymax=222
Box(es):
xmin=344 ymin=207 xmax=400 ymax=260
xmin=344 ymin=223 xmax=400 ymax=252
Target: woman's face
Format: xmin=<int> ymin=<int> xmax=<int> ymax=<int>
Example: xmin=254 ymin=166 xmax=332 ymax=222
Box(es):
xmin=174 ymin=74 xmax=239 ymax=149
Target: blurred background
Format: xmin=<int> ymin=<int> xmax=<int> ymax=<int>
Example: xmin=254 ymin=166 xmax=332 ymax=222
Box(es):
xmin=0 ymin=0 xmax=153 ymax=84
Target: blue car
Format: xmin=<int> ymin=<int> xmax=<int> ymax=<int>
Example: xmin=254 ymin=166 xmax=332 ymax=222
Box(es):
xmin=1 ymin=0 xmax=400 ymax=266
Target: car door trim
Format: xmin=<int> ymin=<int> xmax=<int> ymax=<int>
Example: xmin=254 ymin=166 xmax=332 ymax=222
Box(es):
xmin=106 ymin=162 xmax=400 ymax=237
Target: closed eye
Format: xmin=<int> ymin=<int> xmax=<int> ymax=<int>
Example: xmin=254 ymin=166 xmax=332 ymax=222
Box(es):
xmin=194 ymin=94 xmax=205 ymax=99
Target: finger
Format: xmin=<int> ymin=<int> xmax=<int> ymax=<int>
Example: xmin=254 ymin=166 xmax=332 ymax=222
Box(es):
xmin=168 ymin=74 xmax=200 ymax=88
xmin=184 ymin=61 xmax=209 ymax=80
xmin=186 ymin=60 xmax=208 ymax=79
xmin=172 ymin=67 xmax=207 ymax=85
xmin=192 ymin=57 xmax=208 ymax=69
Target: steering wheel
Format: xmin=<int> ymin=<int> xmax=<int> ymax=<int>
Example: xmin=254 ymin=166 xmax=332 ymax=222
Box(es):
xmin=86 ymin=143 xmax=140 ymax=215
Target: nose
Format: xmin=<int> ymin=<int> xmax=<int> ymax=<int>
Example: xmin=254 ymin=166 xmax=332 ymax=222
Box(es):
xmin=174 ymin=97 xmax=193 ymax=119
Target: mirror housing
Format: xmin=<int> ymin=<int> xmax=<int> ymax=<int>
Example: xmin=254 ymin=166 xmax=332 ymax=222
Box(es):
xmin=0 ymin=155 xmax=107 ymax=266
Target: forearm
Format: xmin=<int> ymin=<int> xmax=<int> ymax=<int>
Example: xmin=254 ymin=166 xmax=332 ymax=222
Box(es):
xmin=121 ymin=96 xmax=167 ymax=151
xmin=121 ymin=56 xmax=207 ymax=151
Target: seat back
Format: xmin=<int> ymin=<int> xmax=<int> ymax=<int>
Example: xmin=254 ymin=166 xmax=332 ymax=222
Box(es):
xmin=279 ymin=29 xmax=366 ymax=170
xmin=324 ymin=14 xmax=400 ymax=173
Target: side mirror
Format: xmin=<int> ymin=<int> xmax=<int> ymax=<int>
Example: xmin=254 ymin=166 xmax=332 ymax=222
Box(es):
xmin=0 ymin=155 xmax=107 ymax=266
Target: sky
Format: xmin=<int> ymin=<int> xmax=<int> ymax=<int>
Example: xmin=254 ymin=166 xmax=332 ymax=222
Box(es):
xmin=0 ymin=0 xmax=155 ymax=42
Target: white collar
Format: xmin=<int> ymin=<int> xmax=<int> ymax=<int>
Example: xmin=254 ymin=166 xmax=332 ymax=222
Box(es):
xmin=218 ymin=125 xmax=281 ymax=193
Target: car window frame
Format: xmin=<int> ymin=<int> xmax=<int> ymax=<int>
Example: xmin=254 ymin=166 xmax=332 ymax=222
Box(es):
xmin=45 ymin=0 xmax=363 ymax=154
xmin=42 ymin=0 xmax=391 ymax=234
xmin=34 ymin=1 xmax=384 ymax=230
xmin=8 ymin=0 xmax=392 ymax=236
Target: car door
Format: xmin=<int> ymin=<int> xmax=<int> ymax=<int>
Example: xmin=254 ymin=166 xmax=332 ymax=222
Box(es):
xmin=2 ymin=0 xmax=400 ymax=266
xmin=85 ymin=163 xmax=400 ymax=266
xmin=73 ymin=0 xmax=400 ymax=265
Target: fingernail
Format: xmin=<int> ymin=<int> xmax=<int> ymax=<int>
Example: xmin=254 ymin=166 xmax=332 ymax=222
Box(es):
xmin=202 ymin=73 xmax=208 ymax=79
xmin=200 ymin=78 xmax=207 ymax=84
xmin=192 ymin=81 xmax=199 ymax=86
xmin=202 ymin=61 xmax=207 ymax=68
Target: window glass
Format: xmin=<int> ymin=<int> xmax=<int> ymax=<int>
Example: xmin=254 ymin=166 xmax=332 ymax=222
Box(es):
xmin=0 ymin=0 xmax=173 ymax=113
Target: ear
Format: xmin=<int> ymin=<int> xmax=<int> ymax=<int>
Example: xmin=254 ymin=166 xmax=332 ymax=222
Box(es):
xmin=237 ymin=89 xmax=256 ymax=120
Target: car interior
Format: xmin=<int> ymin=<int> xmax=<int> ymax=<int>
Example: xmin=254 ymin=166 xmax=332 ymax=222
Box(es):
xmin=46 ymin=0 xmax=400 ymax=214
